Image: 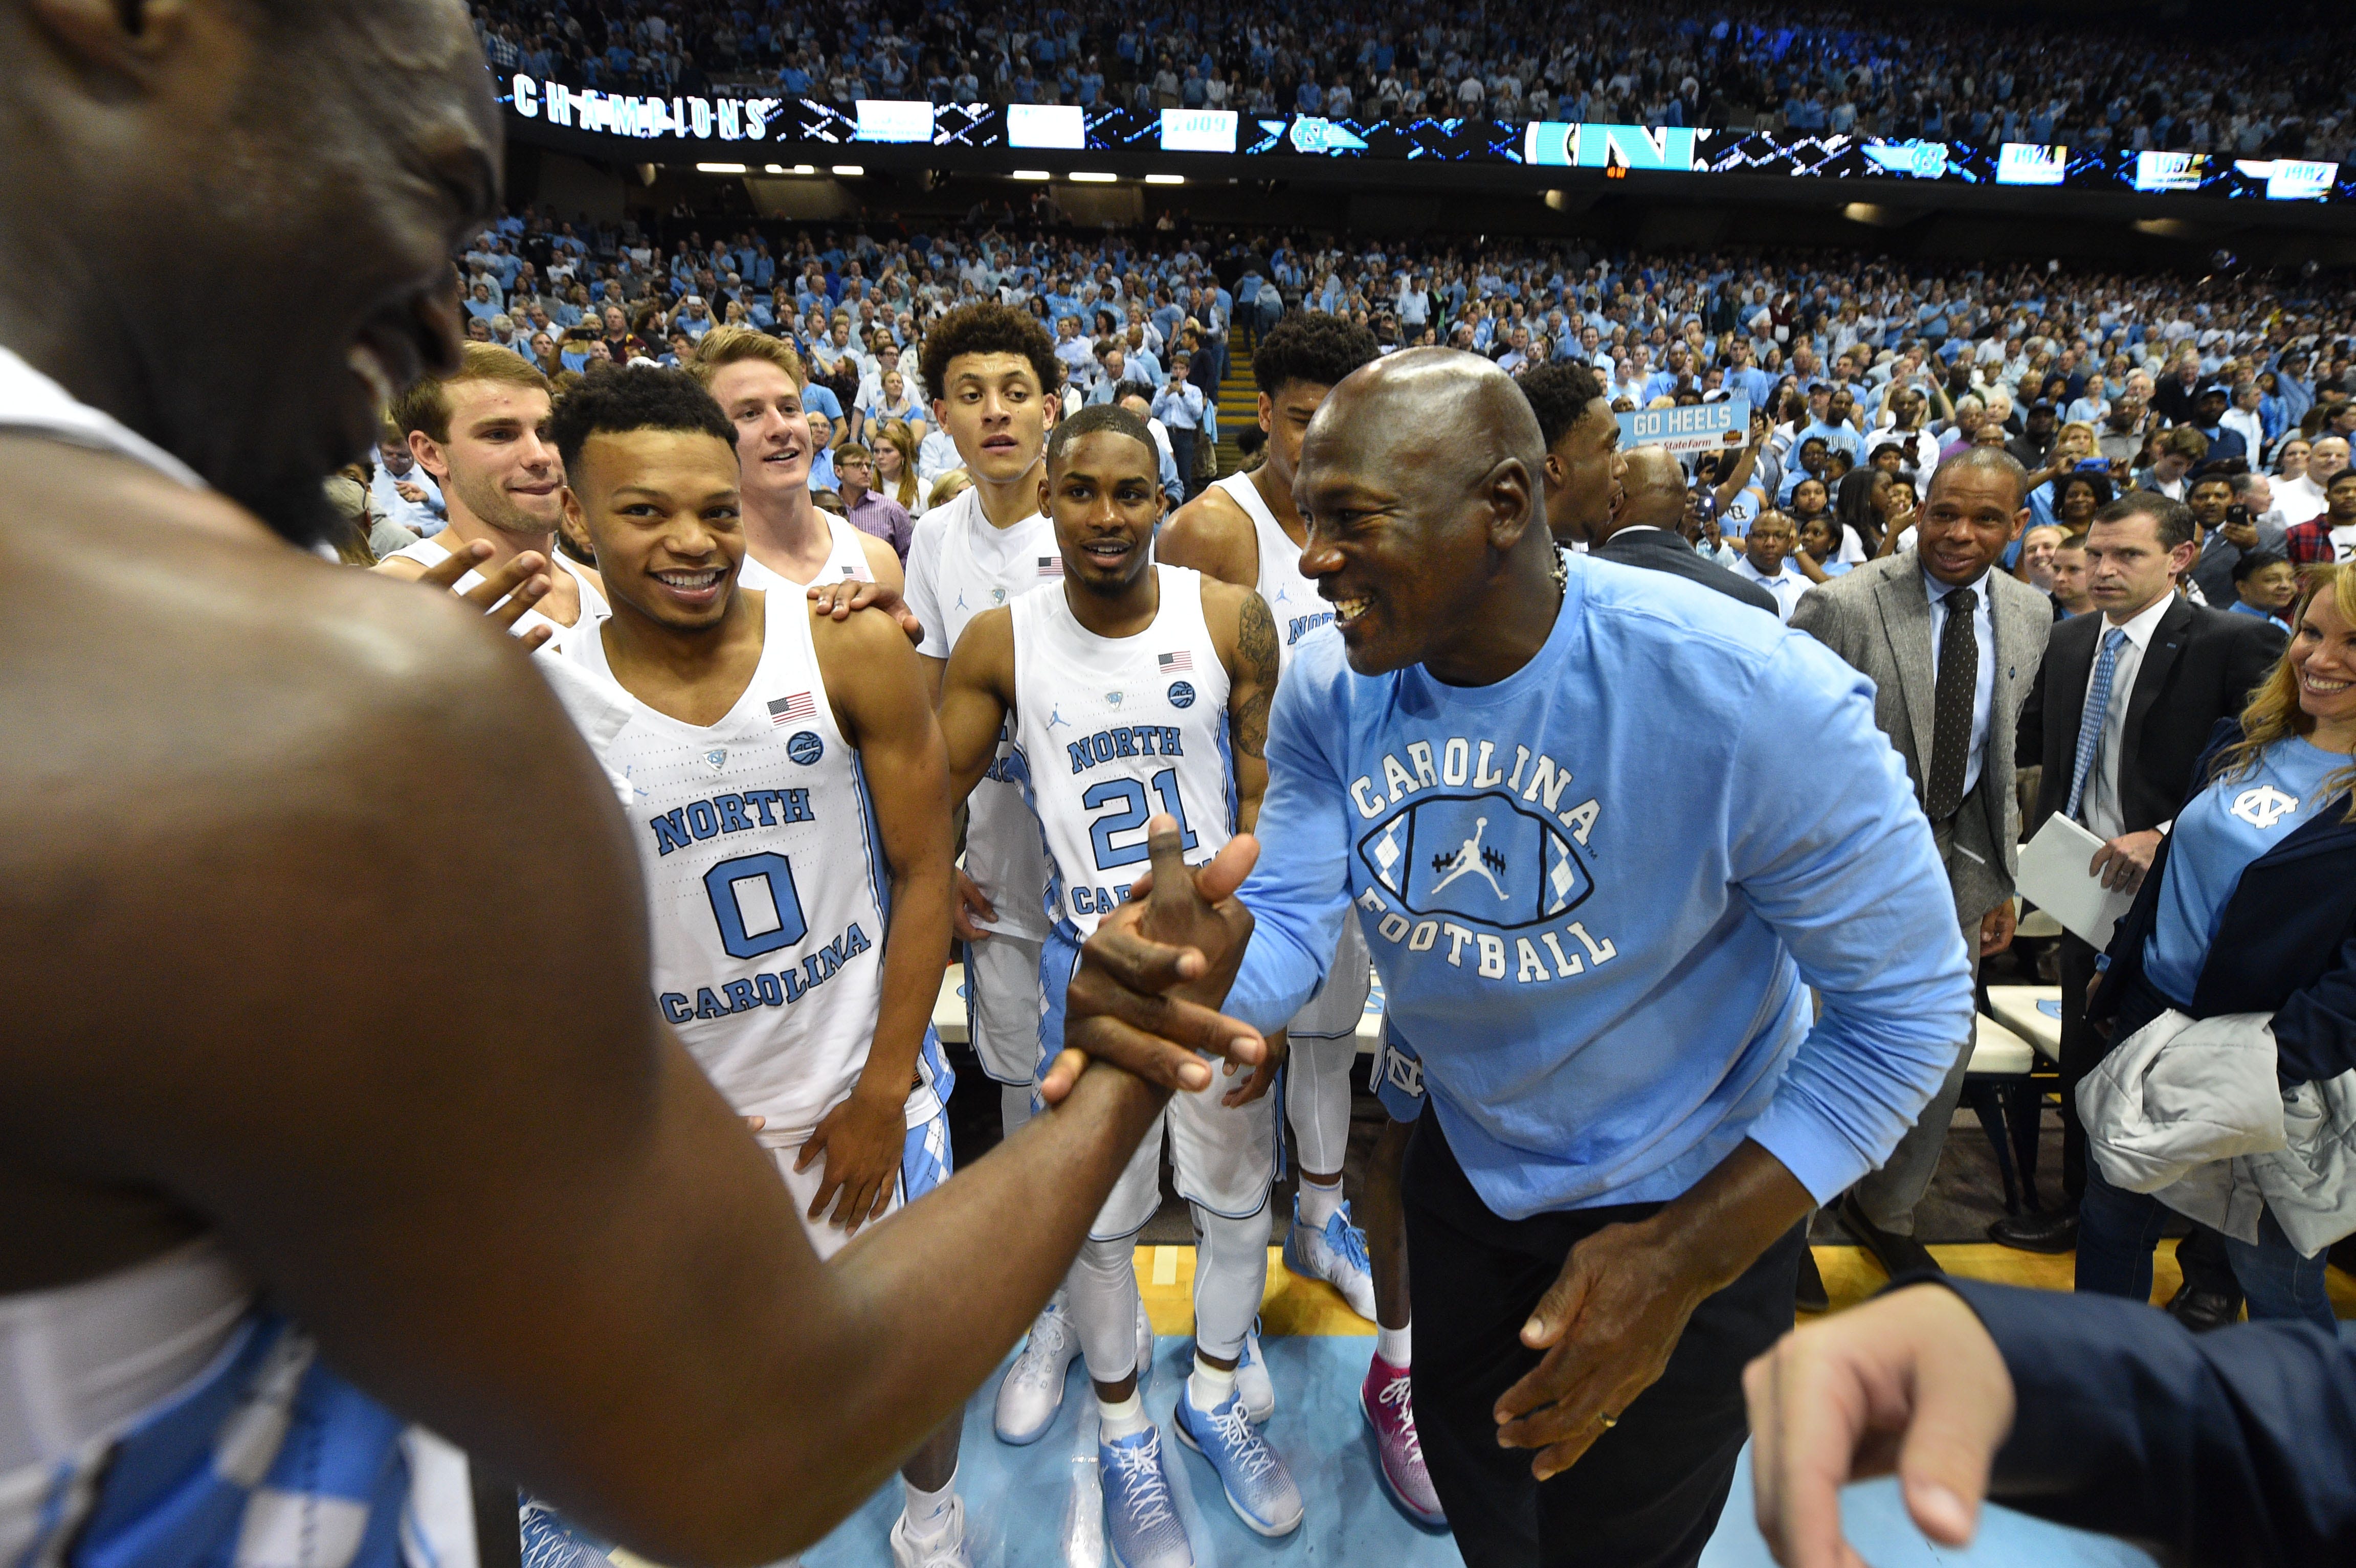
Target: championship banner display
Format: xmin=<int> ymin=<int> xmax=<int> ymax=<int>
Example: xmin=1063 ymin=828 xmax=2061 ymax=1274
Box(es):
xmin=500 ymin=76 xmax=2354 ymax=206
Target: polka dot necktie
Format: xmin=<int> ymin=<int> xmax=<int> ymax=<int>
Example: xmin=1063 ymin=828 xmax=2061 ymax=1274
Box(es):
xmin=1924 ymin=587 xmax=1977 ymax=822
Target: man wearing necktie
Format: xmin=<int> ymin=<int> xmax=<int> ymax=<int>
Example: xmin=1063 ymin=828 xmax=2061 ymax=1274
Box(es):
xmin=1795 ymin=449 xmax=2053 ymax=1279
xmin=1997 ymin=494 xmax=2285 ymax=1261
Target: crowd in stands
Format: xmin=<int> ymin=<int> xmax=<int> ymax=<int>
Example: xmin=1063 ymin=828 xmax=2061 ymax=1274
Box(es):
xmin=470 ymin=1 xmax=2356 ymax=163
xmin=400 ymin=203 xmax=2356 ymax=577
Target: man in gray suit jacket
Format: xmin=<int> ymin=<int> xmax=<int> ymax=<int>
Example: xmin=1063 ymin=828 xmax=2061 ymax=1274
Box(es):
xmin=1792 ymin=448 xmax=2054 ymax=1276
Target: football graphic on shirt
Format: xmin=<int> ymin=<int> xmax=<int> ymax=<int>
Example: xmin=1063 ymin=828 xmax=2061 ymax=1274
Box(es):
xmin=1357 ymin=791 xmax=1590 ymax=928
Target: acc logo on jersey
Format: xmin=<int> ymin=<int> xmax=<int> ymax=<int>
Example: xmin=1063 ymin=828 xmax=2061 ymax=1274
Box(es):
xmin=2231 ymin=785 xmax=2300 ymax=830
xmin=1357 ymin=791 xmax=1590 ymax=928
xmin=786 ymin=731 xmax=825 ymax=766
xmin=1167 ymin=680 xmax=1196 ymax=708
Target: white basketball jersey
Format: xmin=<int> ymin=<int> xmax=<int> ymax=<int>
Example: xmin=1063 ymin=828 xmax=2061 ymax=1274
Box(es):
xmin=913 ymin=484 xmax=1062 ymax=938
xmin=556 ymin=593 xmax=892 ymax=1141
xmin=1010 ymin=565 xmax=1233 ymax=941
xmin=737 ymin=513 xmax=874 ymax=592
xmin=1211 ymin=471 xmax=1332 ymax=677
xmin=383 ymin=535 xmax=608 ymax=652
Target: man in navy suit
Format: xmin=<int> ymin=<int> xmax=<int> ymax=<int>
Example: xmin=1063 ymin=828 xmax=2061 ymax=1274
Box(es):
xmin=1997 ymin=494 xmax=2283 ymax=1265
xmin=1744 ymin=1281 xmax=2356 ymax=1567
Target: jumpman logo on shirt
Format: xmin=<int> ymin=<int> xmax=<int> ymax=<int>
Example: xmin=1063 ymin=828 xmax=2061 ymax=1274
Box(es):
xmin=955 ymin=589 xmax=971 ymax=611
xmin=1428 ymin=817 xmax=1511 ymax=901
xmin=1046 ymin=704 xmax=1073 ymax=733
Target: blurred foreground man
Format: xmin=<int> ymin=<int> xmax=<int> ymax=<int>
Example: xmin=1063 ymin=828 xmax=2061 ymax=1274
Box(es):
xmin=0 ymin=4 xmax=1251 ymax=1564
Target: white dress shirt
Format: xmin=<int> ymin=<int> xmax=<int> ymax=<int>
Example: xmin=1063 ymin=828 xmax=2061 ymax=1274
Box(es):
xmin=2079 ymin=590 xmax=2176 ymax=842
xmin=1923 ymin=564 xmax=1998 ymax=802
xmin=1731 ymin=555 xmax=1810 ymax=622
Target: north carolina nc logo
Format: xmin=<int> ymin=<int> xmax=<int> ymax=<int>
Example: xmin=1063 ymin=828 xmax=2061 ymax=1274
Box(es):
xmin=2231 ymin=785 xmax=2300 ymax=830
xmin=1357 ymin=792 xmax=1590 ymax=928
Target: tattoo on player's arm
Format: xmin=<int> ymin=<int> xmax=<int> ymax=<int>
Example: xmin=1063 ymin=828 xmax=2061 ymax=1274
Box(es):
xmin=1234 ymin=591 xmax=1278 ymax=760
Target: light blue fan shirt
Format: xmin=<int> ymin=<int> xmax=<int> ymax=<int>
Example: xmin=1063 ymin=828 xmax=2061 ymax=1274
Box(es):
xmin=1227 ymin=555 xmax=1973 ymax=1220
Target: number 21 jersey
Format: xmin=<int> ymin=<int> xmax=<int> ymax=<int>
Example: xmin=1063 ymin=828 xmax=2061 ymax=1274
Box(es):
xmin=1010 ymin=564 xmax=1234 ymax=942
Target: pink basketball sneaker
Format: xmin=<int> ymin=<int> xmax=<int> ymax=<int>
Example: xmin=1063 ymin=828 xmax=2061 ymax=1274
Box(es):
xmin=1360 ymin=1354 xmax=1444 ymax=1527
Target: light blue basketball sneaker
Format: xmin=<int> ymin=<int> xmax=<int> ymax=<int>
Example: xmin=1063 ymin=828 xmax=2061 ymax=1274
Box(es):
xmin=1100 ymin=1423 xmax=1194 ymax=1568
xmin=1173 ymin=1385 xmax=1304 ymax=1537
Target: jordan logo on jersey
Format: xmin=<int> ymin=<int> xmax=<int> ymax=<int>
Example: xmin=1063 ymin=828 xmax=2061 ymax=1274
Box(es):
xmin=1346 ymin=734 xmax=1618 ymax=987
xmin=1360 ymin=793 xmax=1588 ymax=928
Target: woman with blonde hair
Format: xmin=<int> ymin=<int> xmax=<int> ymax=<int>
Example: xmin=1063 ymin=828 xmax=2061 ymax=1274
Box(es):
xmin=2078 ymin=559 xmax=2356 ymax=1329
xmin=2025 ymin=420 xmax=2101 ymax=530
xmin=872 ymin=417 xmax=923 ymax=510
xmin=925 ymin=468 xmax=972 ymax=513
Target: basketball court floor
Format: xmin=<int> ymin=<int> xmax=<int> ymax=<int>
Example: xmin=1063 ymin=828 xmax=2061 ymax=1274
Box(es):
xmin=582 ymin=1241 xmax=2354 ymax=1568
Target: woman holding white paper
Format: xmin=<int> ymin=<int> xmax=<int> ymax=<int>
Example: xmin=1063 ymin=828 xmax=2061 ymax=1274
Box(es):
xmin=2075 ymin=561 xmax=2356 ymax=1326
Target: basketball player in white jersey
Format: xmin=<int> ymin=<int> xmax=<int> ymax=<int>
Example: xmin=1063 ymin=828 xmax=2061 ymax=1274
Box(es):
xmin=1160 ymin=317 xmax=1442 ymax=1524
xmin=544 ymin=368 xmax=970 ymax=1567
xmin=935 ymin=406 xmax=1293 ymax=1567
xmin=810 ymin=306 xmax=1118 ymax=1448
xmin=374 ymin=343 xmax=609 ymax=646
xmin=686 ymin=327 xmax=912 ymax=607
xmin=899 ymin=306 xmax=1066 ymax=1141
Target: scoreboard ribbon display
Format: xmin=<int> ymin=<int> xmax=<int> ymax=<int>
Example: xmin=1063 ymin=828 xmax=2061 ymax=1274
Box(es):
xmin=502 ymin=77 xmax=2352 ymax=206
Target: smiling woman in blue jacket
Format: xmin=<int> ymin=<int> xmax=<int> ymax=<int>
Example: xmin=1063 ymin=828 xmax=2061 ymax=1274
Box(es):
xmin=2079 ymin=559 xmax=2356 ymax=1330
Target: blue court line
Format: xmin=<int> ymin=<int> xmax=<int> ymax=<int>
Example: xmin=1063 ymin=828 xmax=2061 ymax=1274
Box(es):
xmin=797 ymin=1335 xmax=2158 ymax=1567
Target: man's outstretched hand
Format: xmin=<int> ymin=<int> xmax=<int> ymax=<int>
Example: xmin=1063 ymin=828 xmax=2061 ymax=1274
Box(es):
xmin=1042 ymin=815 xmax=1264 ymax=1106
xmin=1743 ymin=1284 xmax=2014 ymax=1568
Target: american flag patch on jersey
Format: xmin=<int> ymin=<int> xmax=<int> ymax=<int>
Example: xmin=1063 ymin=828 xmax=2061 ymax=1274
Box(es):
xmin=1158 ymin=650 xmax=1193 ymax=672
xmin=767 ymin=691 xmax=816 ymax=725
xmin=1037 ymin=555 xmax=1064 ymax=577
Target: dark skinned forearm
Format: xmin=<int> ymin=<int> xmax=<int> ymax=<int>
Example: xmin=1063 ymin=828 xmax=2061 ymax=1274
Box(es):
xmin=804 ymin=1066 xmax=1168 ymax=1539
xmin=857 ymin=857 xmax=951 ymax=1108
xmin=1630 ymin=1138 xmax=1814 ymax=1295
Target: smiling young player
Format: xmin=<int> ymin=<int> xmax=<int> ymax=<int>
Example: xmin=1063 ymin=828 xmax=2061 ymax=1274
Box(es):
xmin=688 ymin=327 xmax=905 ymax=598
xmin=933 ymin=405 xmax=1291 ymax=1568
xmin=376 ymin=343 xmax=608 ymax=643
xmin=543 ymin=368 xmax=970 ymax=1568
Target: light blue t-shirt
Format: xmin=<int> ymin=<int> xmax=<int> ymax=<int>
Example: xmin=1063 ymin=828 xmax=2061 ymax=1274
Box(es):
xmin=1227 ymin=556 xmax=1972 ymax=1219
xmin=2144 ymin=737 xmax=2349 ymax=1005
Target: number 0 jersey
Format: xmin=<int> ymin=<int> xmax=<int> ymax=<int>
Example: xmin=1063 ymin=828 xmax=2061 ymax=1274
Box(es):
xmin=556 ymin=592 xmax=897 ymax=1143
xmin=1009 ymin=564 xmax=1234 ymax=941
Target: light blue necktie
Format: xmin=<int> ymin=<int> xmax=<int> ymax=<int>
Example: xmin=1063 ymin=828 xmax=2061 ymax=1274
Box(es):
xmin=2065 ymin=628 xmax=2129 ymax=822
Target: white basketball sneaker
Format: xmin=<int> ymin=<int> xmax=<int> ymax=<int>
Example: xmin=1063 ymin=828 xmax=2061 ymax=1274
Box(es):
xmin=889 ymin=1494 xmax=973 ymax=1568
xmin=995 ymin=1292 xmax=1081 ymax=1445
xmin=1281 ymin=1195 xmax=1379 ymax=1321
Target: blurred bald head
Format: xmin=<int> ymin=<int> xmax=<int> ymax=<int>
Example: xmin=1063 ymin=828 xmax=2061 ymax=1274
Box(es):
xmin=1604 ymin=447 xmax=1688 ymax=542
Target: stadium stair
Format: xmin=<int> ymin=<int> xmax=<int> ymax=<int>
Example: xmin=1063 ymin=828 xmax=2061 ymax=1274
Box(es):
xmin=1211 ymin=323 xmax=1258 ymax=477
